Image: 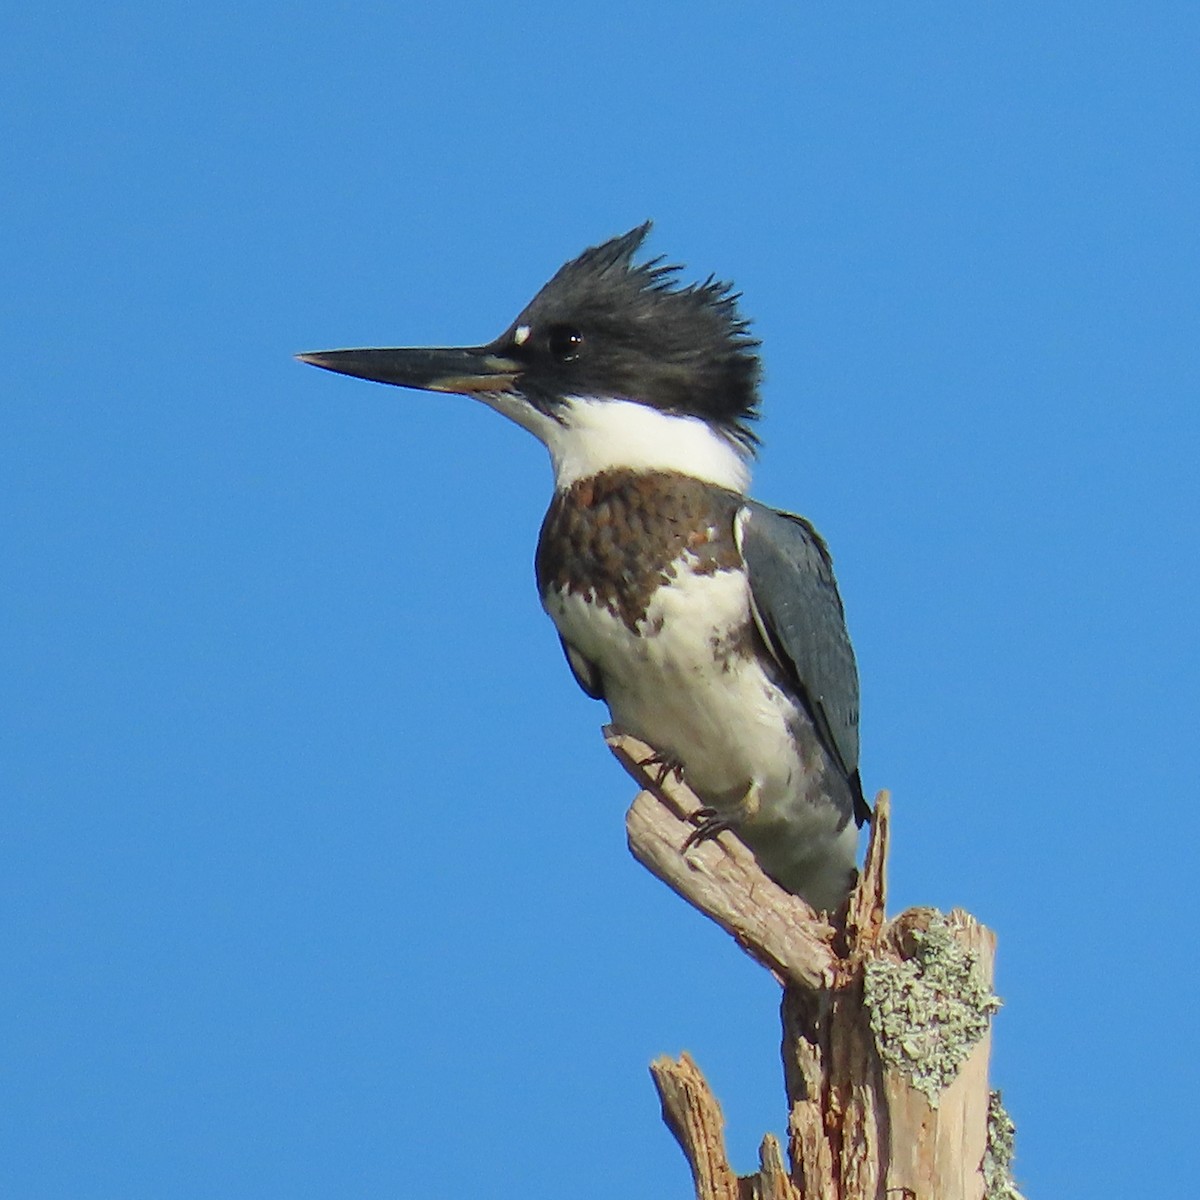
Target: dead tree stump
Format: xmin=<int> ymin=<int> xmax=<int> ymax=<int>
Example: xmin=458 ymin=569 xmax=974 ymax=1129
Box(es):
xmin=607 ymin=730 xmax=1023 ymax=1200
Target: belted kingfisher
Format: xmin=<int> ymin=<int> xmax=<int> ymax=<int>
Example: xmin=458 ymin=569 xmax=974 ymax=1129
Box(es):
xmin=298 ymin=224 xmax=868 ymax=912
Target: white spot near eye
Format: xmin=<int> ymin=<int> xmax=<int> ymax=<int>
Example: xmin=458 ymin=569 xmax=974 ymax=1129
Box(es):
xmin=513 ymin=324 xmax=531 ymax=345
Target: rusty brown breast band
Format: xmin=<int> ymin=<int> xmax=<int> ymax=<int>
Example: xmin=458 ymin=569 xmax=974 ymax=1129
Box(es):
xmin=535 ymin=469 xmax=743 ymax=632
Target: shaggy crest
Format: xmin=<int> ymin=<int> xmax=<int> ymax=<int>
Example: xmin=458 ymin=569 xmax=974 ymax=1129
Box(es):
xmin=505 ymin=223 xmax=762 ymax=450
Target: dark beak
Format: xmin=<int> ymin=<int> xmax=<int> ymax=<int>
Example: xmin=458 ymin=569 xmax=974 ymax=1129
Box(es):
xmin=296 ymin=344 xmax=521 ymax=395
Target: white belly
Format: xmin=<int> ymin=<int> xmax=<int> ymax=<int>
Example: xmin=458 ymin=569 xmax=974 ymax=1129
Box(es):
xmin=544 ymin=563 xmax=859 ymax=910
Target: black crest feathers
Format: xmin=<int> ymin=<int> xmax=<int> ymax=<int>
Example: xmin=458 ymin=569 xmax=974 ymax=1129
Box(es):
xmin=508 ymin=223 xmax=762 ymax=450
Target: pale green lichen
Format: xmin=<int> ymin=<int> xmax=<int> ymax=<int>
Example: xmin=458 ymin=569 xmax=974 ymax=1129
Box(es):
xmin=983 ymin=1089 xmax=1025 ymax=1200
xmin=863 ymin=914 xmax=1001 ymax=1107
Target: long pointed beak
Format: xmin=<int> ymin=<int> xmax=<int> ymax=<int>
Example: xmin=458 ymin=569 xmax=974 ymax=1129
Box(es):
xmin=296 ymin=345 xmax=522 ymax=395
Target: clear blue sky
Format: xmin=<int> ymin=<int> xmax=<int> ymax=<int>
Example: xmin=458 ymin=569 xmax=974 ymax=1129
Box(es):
xmin=4 ymin=3 xmax=1198 ymax=1196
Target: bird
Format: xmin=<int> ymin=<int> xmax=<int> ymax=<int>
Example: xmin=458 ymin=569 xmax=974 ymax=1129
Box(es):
xmin=298 ymin=223 xmax=869 ymax=913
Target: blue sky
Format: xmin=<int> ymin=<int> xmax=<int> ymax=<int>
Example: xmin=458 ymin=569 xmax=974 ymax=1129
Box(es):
xmin=4 ymin=3 xmax=1198 ymax=1196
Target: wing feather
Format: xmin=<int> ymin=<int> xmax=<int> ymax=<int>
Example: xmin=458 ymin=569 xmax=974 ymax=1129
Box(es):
xmin=736 ymin=502 xmax=869 ymax=824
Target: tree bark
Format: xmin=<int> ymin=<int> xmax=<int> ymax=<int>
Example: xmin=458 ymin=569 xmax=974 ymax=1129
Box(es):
xmin=607 ymin=730 xmax=1023 ymax=1200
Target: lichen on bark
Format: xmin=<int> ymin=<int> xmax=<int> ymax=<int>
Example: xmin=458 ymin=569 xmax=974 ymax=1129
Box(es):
xmin=863 ymin=912 xmax=1001 ymax=1106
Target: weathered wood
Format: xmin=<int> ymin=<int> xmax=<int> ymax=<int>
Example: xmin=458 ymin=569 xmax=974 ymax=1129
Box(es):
xmin=609 ymin=728 xmax=836 ymax=992
xmin=649 ymin=1053 xmax=742 ymax=1200
xmin=752 ymin=1135 xmax=802 ymax=1200
xmin=870 ymin=909 xmax=998 ymax=1199
xmin=610 ymin=731 xmax=1021 ymax=1200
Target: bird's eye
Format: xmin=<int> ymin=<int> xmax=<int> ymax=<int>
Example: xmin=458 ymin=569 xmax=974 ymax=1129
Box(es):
xmin=547 ymin=324 xmax=584 ymax=363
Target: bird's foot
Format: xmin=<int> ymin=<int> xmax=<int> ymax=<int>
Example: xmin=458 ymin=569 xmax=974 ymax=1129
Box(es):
xmin=602 ymin=725 xmax=687 ymax=791
xmin=682 ymin=807 xmax=732 ymax=851
xmin=642 ymin=748 xmax=687 ymax=790
xmin=681 ymin=782 xmax=762 ymax=853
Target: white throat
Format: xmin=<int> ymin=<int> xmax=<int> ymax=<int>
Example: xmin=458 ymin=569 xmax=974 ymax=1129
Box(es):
xmin=540 ymin=396 xmax=752 ymax=492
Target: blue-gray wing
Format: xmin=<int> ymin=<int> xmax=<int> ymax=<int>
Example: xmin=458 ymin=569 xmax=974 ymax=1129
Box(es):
xmin=737 ymin=501 xmax=869 ymax=824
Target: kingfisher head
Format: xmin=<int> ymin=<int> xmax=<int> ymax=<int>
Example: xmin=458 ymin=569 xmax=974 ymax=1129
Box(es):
xmin=298 ymin=224 xmax=762 ymax=492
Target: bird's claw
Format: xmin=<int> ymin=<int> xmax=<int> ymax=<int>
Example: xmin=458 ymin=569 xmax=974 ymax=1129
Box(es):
xmin=603 ymin=726 xmax=687 ymax=791
xmin=643 ymin=749 xmax=686 ymax=789
xmin=682 ymin=806 xmax=733 ymax=851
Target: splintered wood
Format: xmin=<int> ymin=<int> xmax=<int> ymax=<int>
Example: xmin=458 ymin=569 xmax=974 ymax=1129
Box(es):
xmin=607 ymin=730 xmax=1015 ymax=1200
